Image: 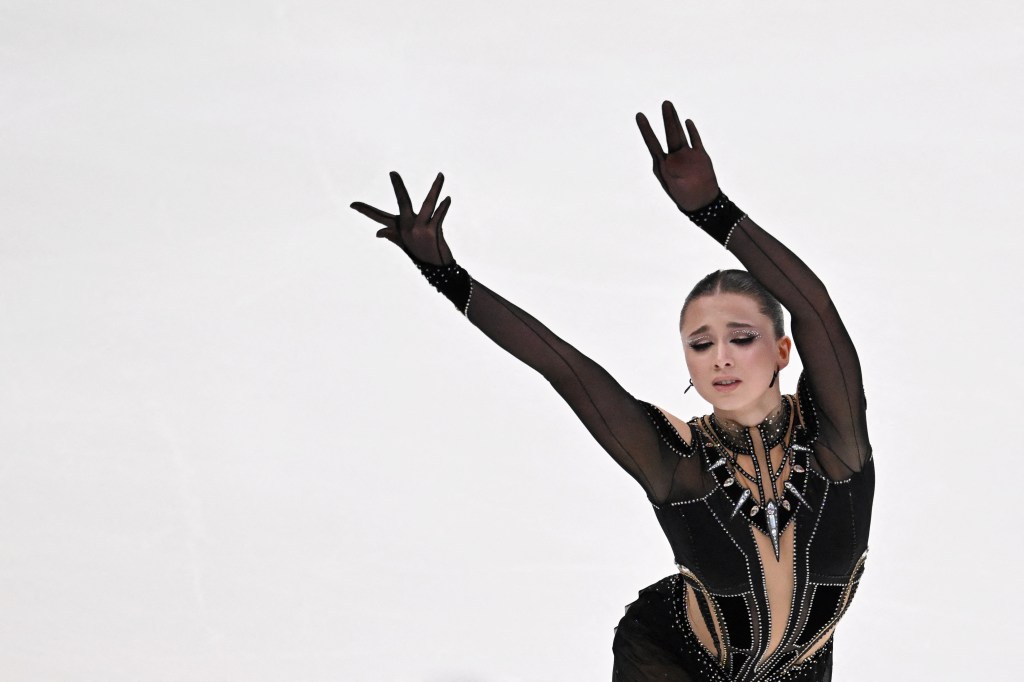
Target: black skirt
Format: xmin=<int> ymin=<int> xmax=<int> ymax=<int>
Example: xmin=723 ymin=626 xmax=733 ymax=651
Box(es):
xmin=611 ymin=574 xmax=833 ymax=682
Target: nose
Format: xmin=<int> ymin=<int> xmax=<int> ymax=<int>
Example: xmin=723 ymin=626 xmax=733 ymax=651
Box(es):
xmin=714 ymin=344 xmax=733 ymax=369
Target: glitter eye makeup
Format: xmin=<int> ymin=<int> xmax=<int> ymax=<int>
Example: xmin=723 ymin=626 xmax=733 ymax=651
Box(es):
xmin=687 ymin=336 xmax=713 ymax=351
xmin=730 ymin=329 xmax=761 ymax=344
xmin=687 ymin=329 xmax=761 ymax=351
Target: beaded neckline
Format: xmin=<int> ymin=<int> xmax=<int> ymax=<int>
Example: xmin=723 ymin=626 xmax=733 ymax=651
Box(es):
xmin=709 ymin=397 xmax=791 ymax=455
xmin=697 ymin=399 xmax=813 ymax=561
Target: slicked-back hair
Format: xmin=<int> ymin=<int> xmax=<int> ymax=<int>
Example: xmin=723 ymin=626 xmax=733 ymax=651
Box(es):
xmin=680 ymin=270 xmax=786 ymax=339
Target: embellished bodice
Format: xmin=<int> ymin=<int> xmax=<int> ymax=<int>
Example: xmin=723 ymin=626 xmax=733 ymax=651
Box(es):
xmin=641 ymin=377 xmax=874 ymax=682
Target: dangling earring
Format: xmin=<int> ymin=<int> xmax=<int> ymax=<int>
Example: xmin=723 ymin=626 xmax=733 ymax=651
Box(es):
xmin=768 ymin=366 xmax=779 ymax=388
xmin=684 ymin=378 xmax=694 ymax=394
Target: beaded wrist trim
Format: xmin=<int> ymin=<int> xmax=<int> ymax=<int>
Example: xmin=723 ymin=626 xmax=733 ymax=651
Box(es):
xmin=682 ymin=189 xmax=748 ymax=248
xmin=414 ymin=260 xmax=473 ymax=316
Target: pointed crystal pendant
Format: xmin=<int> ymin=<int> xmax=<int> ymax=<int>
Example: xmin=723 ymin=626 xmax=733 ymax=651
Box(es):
xmin=765 ymin=500 xmax=781 ymax=560
xmin=781 ymin=499 xmax=792 ymax=511
xmin=723 ymin=476 xmax=735 ymax=487
xmin=784 ymin=481 xmax=813 ymax=510
xmin=792 ymin=464 xmax=805 ymax=473
xmin=708 ymin=457 xmax=727 ymax=471
xmin=730 ymin=488 xmax=751 ymax=518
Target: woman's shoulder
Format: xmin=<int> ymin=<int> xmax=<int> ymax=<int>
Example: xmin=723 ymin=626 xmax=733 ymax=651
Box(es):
xmin=646 ymin=403 xmax=695 ymax=449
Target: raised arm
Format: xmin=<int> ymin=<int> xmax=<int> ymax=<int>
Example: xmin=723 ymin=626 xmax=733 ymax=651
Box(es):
xmin=726 ymin=216 xmax=870 ymax=478
xmin=350 ymin=171 xmax=696 ymax=502
xmin=636 ymin=102 xmax=871 ymax=479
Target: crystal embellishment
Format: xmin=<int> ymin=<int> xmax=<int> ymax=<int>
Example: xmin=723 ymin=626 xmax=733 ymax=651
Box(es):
xmin=784 ymin=481 xmax=813 ymax=510
xmin=731 ymin=488 xmax=751 ymax=518
xmin=708 ymin=457 xmax=727 ymax=471
xmin=765 ymin=500 xmax=781 ymax=560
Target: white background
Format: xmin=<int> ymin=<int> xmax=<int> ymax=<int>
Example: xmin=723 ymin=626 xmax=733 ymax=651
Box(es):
xmin=2 ymin=1 xmax=1021 ymax=680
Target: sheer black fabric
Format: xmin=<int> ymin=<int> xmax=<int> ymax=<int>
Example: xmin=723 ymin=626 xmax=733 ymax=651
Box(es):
xmin=438 ymin=214 xmax=872 ymax=681
xmin=463 ymin=215 xmax=870 ymax=500
xmin=465 ymin=279 xmax=709 ymax=504
xmin=726 ymin=219 xmax=871 ymax=481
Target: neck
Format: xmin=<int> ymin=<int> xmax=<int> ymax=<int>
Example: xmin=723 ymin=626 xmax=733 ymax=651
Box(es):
xmin=709 ymin=389 xmax=790 ymax=455
xmin=713 ymin=387 xmax=784 ymax=427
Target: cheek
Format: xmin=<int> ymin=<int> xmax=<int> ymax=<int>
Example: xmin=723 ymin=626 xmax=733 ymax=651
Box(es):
xmin=745 ymin=343 xmax=779 ymax=368
xmin=682 ymin=351 xmax=702 ymax=376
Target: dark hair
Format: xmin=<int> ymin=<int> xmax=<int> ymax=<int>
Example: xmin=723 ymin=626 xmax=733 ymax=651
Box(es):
xmin=680 ymin=270 xmax=785 ymax=339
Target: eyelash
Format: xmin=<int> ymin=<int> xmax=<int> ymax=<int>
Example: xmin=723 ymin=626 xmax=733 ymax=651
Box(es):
xmin=688 ymin=334 xmax=760 ymax=352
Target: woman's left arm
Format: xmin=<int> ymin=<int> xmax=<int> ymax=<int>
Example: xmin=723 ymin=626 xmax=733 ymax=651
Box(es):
xmin=637 ymin=101 xmax=871 ymax=479
xmin=725 ymin=215 xmax=871 ymax=479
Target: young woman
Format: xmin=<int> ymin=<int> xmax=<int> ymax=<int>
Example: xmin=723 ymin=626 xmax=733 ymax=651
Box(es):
xmin=350 ymin=101 xmax=874 ymax=682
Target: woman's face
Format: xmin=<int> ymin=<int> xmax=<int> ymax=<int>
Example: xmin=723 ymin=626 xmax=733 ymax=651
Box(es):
xmin=681 ymin=293 xmax=792 ymax=417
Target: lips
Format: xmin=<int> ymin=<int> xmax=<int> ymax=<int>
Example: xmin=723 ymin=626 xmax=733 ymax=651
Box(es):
xmin=712 ymin=377 xmax=742 ymax=392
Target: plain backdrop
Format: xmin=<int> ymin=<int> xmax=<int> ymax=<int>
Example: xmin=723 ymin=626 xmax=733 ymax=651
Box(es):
xmin=2 ymin=1 xmax=1022 ymax=680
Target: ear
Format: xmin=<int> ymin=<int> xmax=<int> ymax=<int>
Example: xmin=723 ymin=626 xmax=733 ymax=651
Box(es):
xmin=776 ymin=336 xmax=793 ymax=370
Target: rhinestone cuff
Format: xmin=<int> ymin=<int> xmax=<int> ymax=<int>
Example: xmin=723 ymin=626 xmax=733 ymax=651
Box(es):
xmin=413 ymin=258 xmax=473 ymax=316
xmin=682 ymin=189 xmax=748 ymax=248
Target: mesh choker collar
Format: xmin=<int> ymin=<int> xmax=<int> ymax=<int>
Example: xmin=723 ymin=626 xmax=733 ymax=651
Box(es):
xmin=709 ymin=397 xmax=791 ymax=454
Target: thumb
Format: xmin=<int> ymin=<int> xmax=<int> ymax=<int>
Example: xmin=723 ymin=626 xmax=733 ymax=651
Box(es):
xmin=376 ymin=226 xmax=401 ymax=245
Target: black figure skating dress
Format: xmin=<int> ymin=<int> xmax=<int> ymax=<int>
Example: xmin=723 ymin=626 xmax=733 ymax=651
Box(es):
xmin=421 ymin=215 xmax=873 ymax=682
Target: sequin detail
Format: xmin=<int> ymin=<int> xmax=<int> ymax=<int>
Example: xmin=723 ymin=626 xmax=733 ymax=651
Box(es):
xmin=415 ymin=260 xmax=472 ymax=315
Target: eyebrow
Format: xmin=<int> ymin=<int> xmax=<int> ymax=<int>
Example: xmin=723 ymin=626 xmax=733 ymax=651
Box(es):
xmin=686 ymin=322 xmax=757 ymax=338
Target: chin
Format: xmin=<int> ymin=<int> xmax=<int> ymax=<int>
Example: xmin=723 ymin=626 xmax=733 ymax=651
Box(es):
xmin=706 ymin=387 xmax=759 ymax=411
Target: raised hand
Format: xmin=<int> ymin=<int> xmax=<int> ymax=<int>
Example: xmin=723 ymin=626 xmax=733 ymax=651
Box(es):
xmin=636 ymin=101 xmax=721 ymax=213
xmin=350 ymin=171 xmax=454 ymax=266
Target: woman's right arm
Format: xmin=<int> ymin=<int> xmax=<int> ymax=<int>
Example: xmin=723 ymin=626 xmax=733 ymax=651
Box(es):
xmin=350 ymin=171 xmax=689 ymax=503
xmin=466 ymin=278 xmax=692 ymax=501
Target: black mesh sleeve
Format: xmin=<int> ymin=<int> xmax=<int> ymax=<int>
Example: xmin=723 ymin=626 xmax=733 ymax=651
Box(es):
xmin=725 ymin=215 xmax=871 ymax=479
xmin=454 ymin=278 xmax=705 ymax=504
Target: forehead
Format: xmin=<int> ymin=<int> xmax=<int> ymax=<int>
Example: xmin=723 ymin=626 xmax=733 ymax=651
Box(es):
xmin=683 ymin=293 xmax=768 ymax=334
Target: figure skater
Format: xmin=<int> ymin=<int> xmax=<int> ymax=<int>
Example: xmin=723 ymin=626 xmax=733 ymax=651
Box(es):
xmin=350 ymin=100 xmax=873 ymax=682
